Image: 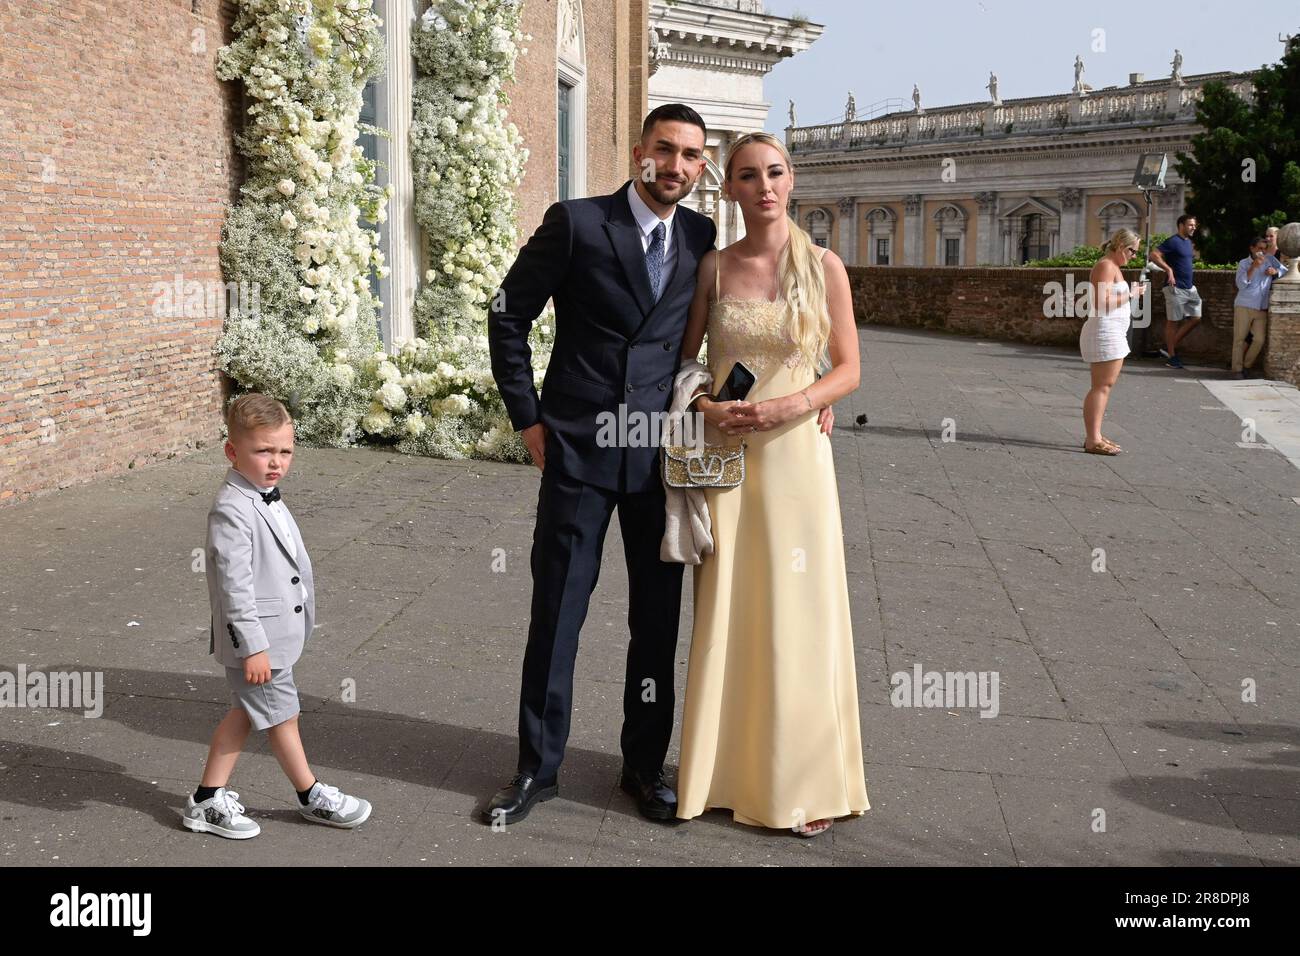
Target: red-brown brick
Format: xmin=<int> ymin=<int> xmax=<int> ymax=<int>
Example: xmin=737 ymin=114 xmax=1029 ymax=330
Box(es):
xmin=0 ymin=0 xmax=243 ymax=504
xmin=848 ymin=266 xmax=1239 ymax=364
xmin=510 ymin=0 xmax=646 ymax=243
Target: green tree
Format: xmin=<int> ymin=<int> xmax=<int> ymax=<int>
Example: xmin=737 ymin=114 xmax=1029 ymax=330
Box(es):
xmin=1176 ymin=42 xmax=1300 ymax=263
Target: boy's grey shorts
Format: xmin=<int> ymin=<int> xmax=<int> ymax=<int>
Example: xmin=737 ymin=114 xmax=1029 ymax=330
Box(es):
xmin=226 ymin=666 xmax=300 ymax=730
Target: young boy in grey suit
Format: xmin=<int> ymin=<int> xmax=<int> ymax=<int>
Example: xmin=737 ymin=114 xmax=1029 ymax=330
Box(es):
xmin=184 ymin=394 xmax=371 ymax=839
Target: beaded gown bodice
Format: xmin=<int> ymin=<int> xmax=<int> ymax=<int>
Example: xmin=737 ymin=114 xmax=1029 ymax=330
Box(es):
xmin=705 ymin=294 xmax=807 ymax=378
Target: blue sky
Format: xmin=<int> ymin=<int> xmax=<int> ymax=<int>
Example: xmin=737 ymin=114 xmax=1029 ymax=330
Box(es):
xmin=761 ymin=0 xmax=1292 ymax=131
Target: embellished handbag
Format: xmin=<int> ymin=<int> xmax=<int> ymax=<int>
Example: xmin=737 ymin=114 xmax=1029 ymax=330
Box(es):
xmin=662 ymin=441 xmax=746 ymax=489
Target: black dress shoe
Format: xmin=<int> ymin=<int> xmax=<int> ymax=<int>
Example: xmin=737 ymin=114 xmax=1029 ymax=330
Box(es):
xmin=619 ymin=765 xmax=678 ymax=822
xmin=476 ymin=772 xmax=558 ymax=826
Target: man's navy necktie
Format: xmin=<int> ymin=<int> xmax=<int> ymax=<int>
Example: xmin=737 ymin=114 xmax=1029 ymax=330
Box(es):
xmin=646 ymin=221 xmax=666 ymax=301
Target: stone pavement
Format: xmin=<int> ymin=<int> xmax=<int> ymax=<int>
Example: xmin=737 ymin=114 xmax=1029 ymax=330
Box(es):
xmin=1 ymin=327 xmax=1297 ymax=866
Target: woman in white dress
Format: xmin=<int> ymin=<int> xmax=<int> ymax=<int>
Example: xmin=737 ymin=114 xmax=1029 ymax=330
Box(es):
xmin=1081 ymin=229 xmax=1145 ymax=455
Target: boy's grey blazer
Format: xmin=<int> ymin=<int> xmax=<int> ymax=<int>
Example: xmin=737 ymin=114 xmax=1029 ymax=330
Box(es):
xmin=206 ymin=468 xmax=315 ymax=669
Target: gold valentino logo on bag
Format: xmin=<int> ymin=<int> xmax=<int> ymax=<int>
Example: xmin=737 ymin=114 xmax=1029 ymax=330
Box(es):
xmin=662 ymin=442 xmax=746 ymax=489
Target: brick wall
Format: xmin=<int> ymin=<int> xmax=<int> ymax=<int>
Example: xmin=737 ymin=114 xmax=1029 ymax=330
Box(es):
xmin=512 ymin=0 xmax=558 ymax=243
xmin=847 ymin=266 xmax=1240 ymax=364
xmin=511 ymin=0 xmax=645 ymax=244
xmin=626 ymin=0 xmax=647 ymax=180
xmin=582 ymin=0 xmax=619 ymax=193
xmin=0 ymin=0 xmax=242 ymax=504
xmin=1266 ymin=282 xmax=1300 ymax=384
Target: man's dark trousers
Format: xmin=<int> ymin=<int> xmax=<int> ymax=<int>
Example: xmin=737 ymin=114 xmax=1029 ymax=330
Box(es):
xmin=518 ymin=463 xmax=683 ymax=784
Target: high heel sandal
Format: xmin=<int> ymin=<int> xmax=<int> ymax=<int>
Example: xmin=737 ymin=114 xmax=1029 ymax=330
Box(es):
xmin=794 ymin=819 xmax=834 ymax=838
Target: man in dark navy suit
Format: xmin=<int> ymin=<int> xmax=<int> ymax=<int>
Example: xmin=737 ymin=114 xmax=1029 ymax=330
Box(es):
xmin=480 ymin=104 xmax=717 ymax=825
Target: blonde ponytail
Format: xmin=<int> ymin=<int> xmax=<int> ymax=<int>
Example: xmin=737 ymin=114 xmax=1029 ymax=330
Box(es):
xmin=781 ymin=219 xmax=830 ymax=372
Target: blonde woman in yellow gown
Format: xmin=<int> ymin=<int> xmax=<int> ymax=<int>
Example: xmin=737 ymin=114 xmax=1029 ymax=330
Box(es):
xmin=676 ymin=132 xmax=870 ymax=837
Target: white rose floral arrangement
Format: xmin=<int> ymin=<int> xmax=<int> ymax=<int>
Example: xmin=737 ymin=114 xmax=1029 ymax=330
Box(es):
xmin=215 ymin=0 xmax=545 ymax=464
xmin=351 ymin=311 xmax=552 ymax=463
xmin=371 ymin=0 xmax=545 ymax=462
xmin=215 ymin=0 xmax=390 ymax=443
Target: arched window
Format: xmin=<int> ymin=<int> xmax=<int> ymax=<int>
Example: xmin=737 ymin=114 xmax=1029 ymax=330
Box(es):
xmin=693 ymin=156 xmax=723 ymax=230
xmin=933 ymin=204 xmax=967 ymax=266
xmin=806 ymin=208 xmax=831 ymax=248
xmin=865 ymin=206 xmax=896 ymax=265
xmin=1097 ymin=200 xmax=1140 ymax=245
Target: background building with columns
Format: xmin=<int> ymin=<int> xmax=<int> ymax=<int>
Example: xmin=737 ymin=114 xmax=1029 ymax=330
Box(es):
xmin=786 ymin=68 xmax=1256 ymax=266
xmin=648 ymin=0 xmax=821 ymax=247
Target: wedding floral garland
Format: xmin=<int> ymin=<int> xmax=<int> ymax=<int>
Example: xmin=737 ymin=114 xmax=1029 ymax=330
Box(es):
xmin=351 ymin=0 xmax=545 ymax=462
xmin=215 ymin=0 xmax=544 ymax=463
xmin=215 ymin=0 xmax=390 ymax=444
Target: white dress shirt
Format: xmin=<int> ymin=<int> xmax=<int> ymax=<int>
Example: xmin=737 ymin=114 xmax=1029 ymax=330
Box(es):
xmin=626 ymin=181 xmax=676 ymax=296
xmin=258 ymin=487 xmax=307 ymax=603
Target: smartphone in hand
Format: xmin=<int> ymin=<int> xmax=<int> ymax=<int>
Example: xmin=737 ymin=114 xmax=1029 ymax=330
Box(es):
xmin=714 ymin=362 xmax=757 ymax=403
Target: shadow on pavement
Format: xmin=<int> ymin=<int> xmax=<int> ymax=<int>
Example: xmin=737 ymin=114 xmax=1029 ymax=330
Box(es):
xmin=1113 ymin=720 xmax=1300 ymax=837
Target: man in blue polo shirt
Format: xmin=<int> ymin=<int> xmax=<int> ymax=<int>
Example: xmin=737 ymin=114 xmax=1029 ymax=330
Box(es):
xmin=1149 ymin=215 xmax=1201 ymax=369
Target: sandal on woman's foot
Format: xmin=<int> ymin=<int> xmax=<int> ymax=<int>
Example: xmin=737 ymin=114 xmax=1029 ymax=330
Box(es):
xmin=793 ymin=818 xmax=833 ymax=838
xmin=1083 ymin=440 xmax=1121 ymax=455
xmin=1100 ymin=436 xmax=1123 ymax=452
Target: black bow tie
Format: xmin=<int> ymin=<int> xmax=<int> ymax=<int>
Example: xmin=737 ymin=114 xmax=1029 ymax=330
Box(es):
xmin=260 ymin=487 xmax=281 ymax=505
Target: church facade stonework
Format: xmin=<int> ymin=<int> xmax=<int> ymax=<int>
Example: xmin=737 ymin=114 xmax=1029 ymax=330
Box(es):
xmin=648 ymin=0 xmax=821 ymax=246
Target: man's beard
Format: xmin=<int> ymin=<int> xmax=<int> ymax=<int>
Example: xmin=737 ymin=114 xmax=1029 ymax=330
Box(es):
xmin=643 ymin=176 xmax=694 ymax=206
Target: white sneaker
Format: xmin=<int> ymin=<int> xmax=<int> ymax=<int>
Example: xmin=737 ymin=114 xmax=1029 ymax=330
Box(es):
xmin=183 ymin=788 xmax=261 ymax=840
xmin=299 ymin=782 xmax=372 ymax=829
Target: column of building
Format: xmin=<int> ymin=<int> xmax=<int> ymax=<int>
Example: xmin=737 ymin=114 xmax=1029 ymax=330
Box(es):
xmin=838 ymin=198 xmax=856 ymax=265
xmin=904 ymin=194 xmax=923 ymax=265
xmin=1058 ymin=188 xmax=1084 ymax=254
xmin=975 ymin=192 xmax=998 ymax=265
